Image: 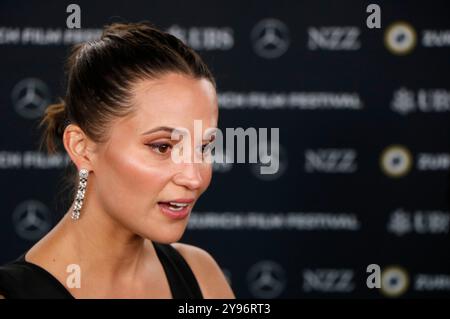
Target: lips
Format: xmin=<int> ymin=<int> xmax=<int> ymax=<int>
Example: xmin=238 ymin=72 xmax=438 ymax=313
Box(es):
xmin=158 ymin=201 xmax=189 ymax=211
xmin=157 ymin=199 xmax=194 ymax=219
xmin=160 ymin=198 xmax=195 ymax=204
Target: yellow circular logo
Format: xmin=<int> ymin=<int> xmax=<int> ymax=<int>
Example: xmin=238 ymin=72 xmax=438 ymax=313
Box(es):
xmin=385 ymin=22 xmax=417 ymax=55
xmin=380 ymin=145 xmax=413 ymax=178
xmin=381 ymin=266 xmax=410 ymax=298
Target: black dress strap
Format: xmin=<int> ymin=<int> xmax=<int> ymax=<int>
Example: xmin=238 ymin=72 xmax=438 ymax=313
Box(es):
xmin=153 ymin=243 xmax=203 ymax=299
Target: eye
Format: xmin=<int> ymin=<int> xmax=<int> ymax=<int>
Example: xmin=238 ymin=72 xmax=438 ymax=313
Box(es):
xmin=199 ymin=142 xmax=215 ymax=155
xmin=147 ymin=143 xmax=172 ymax=155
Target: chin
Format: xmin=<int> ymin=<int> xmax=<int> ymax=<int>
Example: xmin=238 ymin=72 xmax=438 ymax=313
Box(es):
xmin=148 ymin=232 xmax=184 ymax=245
xmin=142 ymin=224 xmax=187 ymax=244
xmin=129 ymin=209 xmax=191 ymax=244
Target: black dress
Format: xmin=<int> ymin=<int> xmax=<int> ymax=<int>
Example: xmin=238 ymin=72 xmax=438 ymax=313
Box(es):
xmin=0 ymin=242 xmax=203 ymax=299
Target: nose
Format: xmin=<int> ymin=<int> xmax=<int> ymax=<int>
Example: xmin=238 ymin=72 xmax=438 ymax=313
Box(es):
xmin=173 ymin=162 xmax=203 ymax=190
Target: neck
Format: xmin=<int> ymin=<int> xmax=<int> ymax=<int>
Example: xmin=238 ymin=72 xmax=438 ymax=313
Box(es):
xmin=57 ymin=190 xmax=154 ymax=281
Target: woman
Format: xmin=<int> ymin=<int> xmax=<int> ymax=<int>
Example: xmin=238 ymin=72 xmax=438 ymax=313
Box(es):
xmin=0 ymin=22 xmax=234 ymax=299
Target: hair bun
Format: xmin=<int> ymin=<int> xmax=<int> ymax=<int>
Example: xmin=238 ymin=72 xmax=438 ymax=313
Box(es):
xmin=39 ymin=99 xmax=68 ymax=154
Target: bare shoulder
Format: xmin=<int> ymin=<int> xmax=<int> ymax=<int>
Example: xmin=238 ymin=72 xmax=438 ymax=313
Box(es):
xmin=0 ymin=295 xmax=4 ymax=299
xmin=171 ymin=242 xmax=235 ymax=299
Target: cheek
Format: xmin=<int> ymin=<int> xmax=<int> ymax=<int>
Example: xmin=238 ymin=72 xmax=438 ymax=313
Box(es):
xmin=97 ymin=146 xmax=171 ymax=208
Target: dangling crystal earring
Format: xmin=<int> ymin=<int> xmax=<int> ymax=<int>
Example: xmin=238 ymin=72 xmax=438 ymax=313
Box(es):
xmin=71 ymin=168 xmax=89 ymax=220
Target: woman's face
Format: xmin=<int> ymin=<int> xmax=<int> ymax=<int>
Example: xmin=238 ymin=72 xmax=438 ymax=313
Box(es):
xmin=90 ymin=72 xmax=218 ymax=243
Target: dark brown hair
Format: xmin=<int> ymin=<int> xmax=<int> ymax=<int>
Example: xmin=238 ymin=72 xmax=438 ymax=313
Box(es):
xmin=38 ymin=22 xmax=216 ymax=211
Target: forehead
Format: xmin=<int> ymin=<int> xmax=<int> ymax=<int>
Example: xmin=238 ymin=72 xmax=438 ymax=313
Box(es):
xmin=129 ymin=73 xmax=218 ymax=129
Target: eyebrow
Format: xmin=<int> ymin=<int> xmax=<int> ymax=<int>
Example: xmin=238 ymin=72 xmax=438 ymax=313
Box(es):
xmin=141 ymin=125 xmax=217 ymax=141
xmin=141 ymin=126 xmax=177 ymax=135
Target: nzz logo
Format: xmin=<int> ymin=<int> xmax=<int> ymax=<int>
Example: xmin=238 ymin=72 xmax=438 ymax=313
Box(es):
xmin=302 ymin=269 xmax=354 ymax=293
xmin=308 ymin=27 xmax=361 ymax=50
xmin=305 ymin=149 xmax=357 ymax=173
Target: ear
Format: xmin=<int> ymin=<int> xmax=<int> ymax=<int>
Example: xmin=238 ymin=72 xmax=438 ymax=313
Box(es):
xmin=62 ymin=124 xmax=96 ymax=171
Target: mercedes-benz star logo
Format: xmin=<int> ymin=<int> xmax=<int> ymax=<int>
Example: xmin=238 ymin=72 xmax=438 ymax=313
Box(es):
xmin=11 ymin=78 xmax=51 ymax=119
xmin=247 ymin=260 xmax=286 ymax=298
xmin=12 ymin=200 xmax=52 ymax=241
xmin=251 ymin=19 xmax=290 ymax=59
